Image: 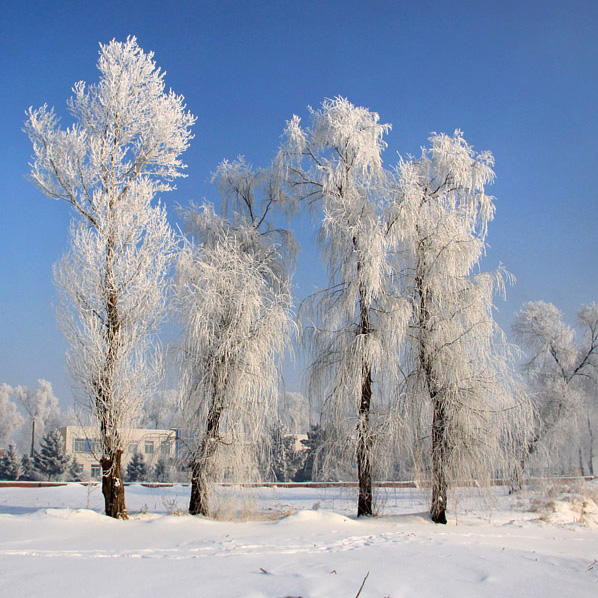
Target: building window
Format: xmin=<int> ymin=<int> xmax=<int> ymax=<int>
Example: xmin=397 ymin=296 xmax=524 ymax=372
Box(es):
xmin=73 ymin=438 xmax=87 ymax=453
xmin=74 ymin=438 xmax=100 ymax=453
xmin=144 ymin=441 xmax=154 ymax=455
xmin=128 ymin=443 xmax=138 ymax=454
xmin=90 ymin=464 xmax=101 ymax=478
xmin=160 ymin=441 xmax=171 ymax=456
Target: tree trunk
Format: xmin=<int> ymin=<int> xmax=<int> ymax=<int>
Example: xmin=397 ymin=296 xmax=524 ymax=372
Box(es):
xmin=357 ymin=367 xmax=373 ymax=517
xmin=587 ymin=415 xmax=594 ymax=476
xmin=356 ymin=264 xmax=373 ymax=518
xmin=430 ymin=397 xmax=448 ymax=524
xmin=189 ymin=460 xmax=209 ymax=516
xmin=189 ymin=383 xmax=226 ymax=516
xmin=30 ymin=420 xmax=36 ymax=457
xmin=101 ymin=449 xmax=128 ymax=519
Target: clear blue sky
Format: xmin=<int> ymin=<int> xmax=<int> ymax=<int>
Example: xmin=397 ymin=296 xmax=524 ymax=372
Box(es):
xmin=1 ymin=0 xmax=597 ymax=406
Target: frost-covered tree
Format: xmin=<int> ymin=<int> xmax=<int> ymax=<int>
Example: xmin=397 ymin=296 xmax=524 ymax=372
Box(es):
xmin=139 ymin=390 xmax=179 ymax=430
xmin=0 ymin=444 xmax=21 ymax=481
xmin=68 ymin=457 xmax=84 ymax=482
xmin=293 ymin=424 xmax=326 ymax=482
xmin=513 ymin=301 xmax=598 ymax=473
xmin=267 ymin=422 xmax=305 ymax=482
xmin=278 ymin=97 xmax=406 ymax=516
xmin=125 ymin=451 xmax=147 ymax=482
xmin=25 ymin=37 xmax=194 ymax=518
xmin=34 ymin=430 xmax=70 ymax=481
xmin=177 ymin=158 xmax=294 ymax=516
xmin=19 ymin=454 xmax=38 ymax=481
xmin=13 ymin=380 xmax=61 ymax=456
xmin=391 ymin=131 xmax=532 ymax=523
xmin=0 ymin=384 xmax=24 ymax=447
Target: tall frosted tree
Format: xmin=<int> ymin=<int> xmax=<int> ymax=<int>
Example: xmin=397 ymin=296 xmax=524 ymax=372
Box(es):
xmin=176 ymin=159 xmax=294 ymax=516
xmin=278 ymin=97 xmax=407 ymax=516
xmin=391 ymin=131 xmax=532 ymax=523
xmin=25 ymin=37 xmax=195 ymax=518
xmin=513 ymin=301 xmax=598 ymax=472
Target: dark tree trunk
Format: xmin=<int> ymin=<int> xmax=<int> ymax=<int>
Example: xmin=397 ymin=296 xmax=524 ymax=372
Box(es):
xmin=101 ymin=449 xmax=128 ymax=519
xmin=357 ymin=367 xmax=373 ymax=517
xmin=430 ymin=397 xmax=448 ymax=524
xmin=416 ymin=266 xmax=448 ymax=524
xmin=356 ymin=260 xmax=373 ymax=518
xmin=97 ymin=230 xmax=128 ymax=520
xmin=30 ymin=420 xmax=36 ymax=457
xmin=189 ymin=383 xmax=226 ymax=516
xmin=189 ymin=460 xmax=209 ymax=516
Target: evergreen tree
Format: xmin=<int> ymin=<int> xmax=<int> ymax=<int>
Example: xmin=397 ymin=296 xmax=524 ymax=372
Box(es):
xmin=126 ymin=452 xmax=147 ymax=482
xmin=19 ymin=453 xmax=39 ymax=481
xmin=153 ymin=456 xmax=171 ymax=483
xmin=294 ymin=425 xmax=326 ymax=482
xmin=0 ymin=444 xmax=21 ymax=480
xmin=68 ymin=457 xmax=83 ymax=482
xmin=269 ymin=423 xmax=305 ymax=482
xmin=34 ymin=430 xmax=70 ymax=480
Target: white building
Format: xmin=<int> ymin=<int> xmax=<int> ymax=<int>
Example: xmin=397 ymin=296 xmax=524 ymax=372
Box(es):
xmin=58 ymin=426 xmax=178 ymax=479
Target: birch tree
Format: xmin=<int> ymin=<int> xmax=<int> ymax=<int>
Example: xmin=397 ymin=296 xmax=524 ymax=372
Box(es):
xmin=391 ymin=131 xmax=532 ymax=523
xmin=513 ymin=300 xmax=598 ymax=473
xmin=25 ymin=37 xmax=194 ymax=518
xmin=176 ymin=159 xmax=294 ymax=516
xmin=279 ymin=97 xmax=407 ymax=516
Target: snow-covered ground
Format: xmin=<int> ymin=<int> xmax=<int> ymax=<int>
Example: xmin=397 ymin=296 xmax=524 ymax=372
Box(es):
xmin=1 ymin=481 xmax=597 ymax=597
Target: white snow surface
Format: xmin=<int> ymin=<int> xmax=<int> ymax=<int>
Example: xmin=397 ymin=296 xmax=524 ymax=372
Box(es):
xmin=0 ymin=482 xmax=597 ymax=597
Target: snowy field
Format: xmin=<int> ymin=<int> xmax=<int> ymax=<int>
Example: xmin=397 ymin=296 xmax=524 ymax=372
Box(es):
xmin=1 ymin=481 xmax=597 ymax=597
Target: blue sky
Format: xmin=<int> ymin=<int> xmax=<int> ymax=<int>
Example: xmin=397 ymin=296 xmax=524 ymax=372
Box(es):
xmin=1 ymin=0 xmax=597 ymax=405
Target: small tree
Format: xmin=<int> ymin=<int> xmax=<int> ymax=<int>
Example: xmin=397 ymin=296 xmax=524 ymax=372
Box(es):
xmin=25 ymin=37 xmax=194 ymax=518
xmin=0 ymin=444 xmax=21 ymax=481
xmin=126 ymin=452 xmax=147 ymax=482
xmin=34 ymin=430 xmax=70 ymax=481
xmin=68 ymin=457 xmax=84 ymax=482
xmin=19 ymin=454 xmax=39 ymax=481
xmin=294 ymin=424 xmax=326 ymax=482
xmin=268 ymin=422 xmax=305 ymax=482
xmin=153 ymin=456 xmax=171 ymax=483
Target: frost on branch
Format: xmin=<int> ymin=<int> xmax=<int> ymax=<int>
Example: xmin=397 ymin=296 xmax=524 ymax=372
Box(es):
xmin=391 ymin=131 xmax=533 ymax=523
xmin=279 ymin=97 xmax=408 ymax=516
xmin=25 ymin=37 xmax=193 ymax=518
xmin=513 ymin=301 xmax=598 ymax=473
xmin=176 ymin=160 xmax=294 ymax=517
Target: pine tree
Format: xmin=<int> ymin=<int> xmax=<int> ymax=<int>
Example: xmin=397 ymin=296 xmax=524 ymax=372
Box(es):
xmin=0 ymin=444 xmax=21 ymax=480
xmin=126 ymin=452 xmax=147 ymax=482
xmin=294 ymin=425 xmax=326 ymax=482
xmin=269 ymin=423 xmax=305 ymax=482
xmin=34 ymin=430 xmax=70 ymax=480
xmin=19 ymin=454 xmax=38 ymax=481
xmin=68 ymin=457 xmax=83 ymax=482
xmin=153 ymin=456 xmax=171 ymax=483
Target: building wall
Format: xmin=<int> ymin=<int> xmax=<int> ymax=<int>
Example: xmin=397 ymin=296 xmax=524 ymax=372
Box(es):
xmin=57 ymin=426 xmax=177 ymax=479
